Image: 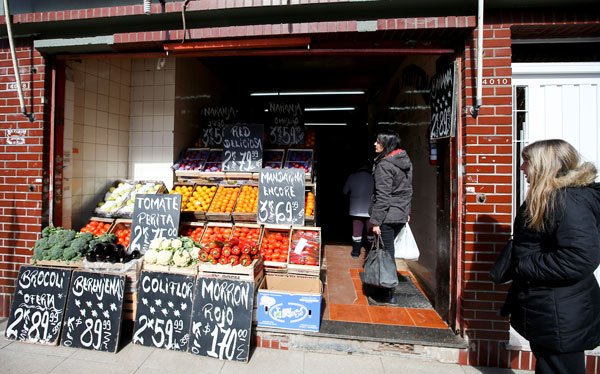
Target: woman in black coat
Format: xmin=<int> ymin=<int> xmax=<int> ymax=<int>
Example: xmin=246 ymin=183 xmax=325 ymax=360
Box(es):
xmin=503 ymin=139 xmax=600 ymax=373
xmin=368 ymin=130 xmax=412 ymax=304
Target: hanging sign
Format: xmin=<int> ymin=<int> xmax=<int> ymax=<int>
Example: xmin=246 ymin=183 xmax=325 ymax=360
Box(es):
xmin=132 ymin=271 xmax=195 ymax=351
xmin=60 ymin=271 xmax=125 ymax=353
xmin=429 ymin=62 xmax=457 ymax=139
xmin=188 ymin=276 xmax=254 ymax=362
xmin=5 ymin=266 xmax=72 ymax=345
xmin=267 ymin=102 xmax=305 ymax=146
xmin=130 ymin=194 xmax=182 ymax=254
xmin=222 ymin=124 xmax=263 ymax=172
xmin=258 ymin=168 xmax=305 ymax=225
xmin=200 ymin=106 xmax=241 ymax=147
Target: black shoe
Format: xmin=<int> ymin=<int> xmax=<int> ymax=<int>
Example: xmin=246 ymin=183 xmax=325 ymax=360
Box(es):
xmin=351 ymin=242 xmax=361 ymax=258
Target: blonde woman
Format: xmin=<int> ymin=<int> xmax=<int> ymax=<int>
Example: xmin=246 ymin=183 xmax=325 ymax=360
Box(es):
xmin=502 ymin=139 xmax=600 ymax=374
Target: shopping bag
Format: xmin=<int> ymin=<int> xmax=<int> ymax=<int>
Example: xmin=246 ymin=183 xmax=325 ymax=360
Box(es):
xmin=363 ymin=236 xmax=399 ymax=289
xmin=394 ymin=223 xmax=419 ymax=261
xmin=489 ymin=238 xmax=514 ymax=284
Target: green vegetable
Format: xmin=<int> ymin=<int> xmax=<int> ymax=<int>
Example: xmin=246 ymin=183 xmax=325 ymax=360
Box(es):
xmin=63 ymin=232 xmax=94 ymax=261
xmin=31 ymin=226 xmax=77 ymax=262
xmin=87 ymin=232 xmax=117 ymax=252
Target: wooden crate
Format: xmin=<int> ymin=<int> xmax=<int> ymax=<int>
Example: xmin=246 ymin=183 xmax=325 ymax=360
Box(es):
xmin=198 ymin=258 xmax=263 ymax=283
xmin=80 ymin=216 xmax=116 ymax=235
xmin=142 ymin=263 xmax=199 ymax=276
xmin=33 ymin=259 xmax=83 ymax=268
xmin=180 ymin=183 xmax=219 ymax=221
xmin=179 ymin=221 xmax=205 ymax=243
xmin=287 ymin=226 xmax=321 ymax=276
xmin=108 ymin=218 xmax=132 ymax=250
xmin=205 ymin=185 xmax=241 ymax=222
xmin=199 ymin=222 xmax=233 ymax=247
xmin=260 ymin=225 xmax=291 ymax=272
xmin=122 ymin=291 xmax=137 ymax=320
xmin=232 ymin=184 xmax=259 ymax=223
xmin=230 ymin=223 xmax=262 ymax=246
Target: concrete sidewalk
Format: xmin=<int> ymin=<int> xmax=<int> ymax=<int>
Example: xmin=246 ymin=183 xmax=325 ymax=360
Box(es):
xmin=0 ymin=319 xmax=531 ymax=374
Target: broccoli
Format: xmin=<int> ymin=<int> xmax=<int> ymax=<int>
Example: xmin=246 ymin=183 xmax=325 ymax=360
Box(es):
xmin=31 ymin=227 xmax=77 ymax=262
xmin=63 ymin=232 xmax=94 ymax=261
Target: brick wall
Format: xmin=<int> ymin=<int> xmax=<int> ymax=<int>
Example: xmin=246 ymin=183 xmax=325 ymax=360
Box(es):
xmin=0 ymin=38 xmax=46 ymax=316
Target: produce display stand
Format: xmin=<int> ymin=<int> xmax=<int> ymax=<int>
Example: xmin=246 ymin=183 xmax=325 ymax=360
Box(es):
xmin=94 ymin=179 xmax=167 ymax=218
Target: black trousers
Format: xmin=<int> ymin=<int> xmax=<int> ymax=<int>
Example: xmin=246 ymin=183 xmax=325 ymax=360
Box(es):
xmin=530 ymin=344 xmax=585 ymax=374
xmin=378 ymin=222 xmax=404 ymax=289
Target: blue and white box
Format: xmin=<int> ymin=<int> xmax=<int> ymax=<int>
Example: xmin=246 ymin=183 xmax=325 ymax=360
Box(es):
xmin=257 ymin=274 xmax=322 ymax=332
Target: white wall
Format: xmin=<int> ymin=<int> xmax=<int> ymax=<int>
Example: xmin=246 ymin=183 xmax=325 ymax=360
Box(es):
xmin=128 ymin=58 xmax=176 ymax=188
xmin=64 ymin=59 xmax=131 ymax=229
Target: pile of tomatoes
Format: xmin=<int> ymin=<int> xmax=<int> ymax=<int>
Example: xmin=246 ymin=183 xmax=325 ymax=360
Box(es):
xmin=260 ymin=230 xmax=290 ymax=263
xmin=288 ymin=230 xmax=320 ymax=266
xmin=200 ymin=226 xmax=232 ymax=247
xmin=80 ymin=220 xmax=111 ymax=236
xmin=114 ymin=226 xmax=131 ymax=247
xmin=198 ymin=237 xmax=259 ymax=267
xmin=181 ymin=225 xmax=204 ymax=243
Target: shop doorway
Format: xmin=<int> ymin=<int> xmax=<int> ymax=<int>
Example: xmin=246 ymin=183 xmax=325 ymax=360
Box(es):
xmin=57 ymin=51 xmax=456 ymax=333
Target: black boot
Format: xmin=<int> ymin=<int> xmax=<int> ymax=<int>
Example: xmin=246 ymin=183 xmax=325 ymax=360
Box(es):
xmin=384 ymin=288 xmax=397 ymax=305
xmin=351 ymin=241 xmax=361 ymax=258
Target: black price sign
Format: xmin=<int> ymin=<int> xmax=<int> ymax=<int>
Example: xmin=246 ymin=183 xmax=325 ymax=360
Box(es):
xmin=61 ymin=271 xmax=125 ymax=352
xmin=132 ymin=271 xmax=195 ymax=351
xmin=267 ymin=102 xmax=305 ymax=146
xmin=5 ymin=266 xmax=71 ymax=345
xmin=222 ymin=124 xmax=263 ymax=172
xmin=130 ymin=194 xmax=182 ymax=254
xmin=258 ymin=168 xmax=305 ymax=225
xmin=188 ymin=276 xmax=254 ymax=362
xmin=200 ymin=106 xmax=240 ymax=147
xmin=430 ymin=62 xmax=457 ymax=139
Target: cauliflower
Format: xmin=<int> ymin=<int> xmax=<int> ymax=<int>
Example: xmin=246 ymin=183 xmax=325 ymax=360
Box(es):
xmin=189 ymin=247 xmax=200 ymax=262
xmin=149 ymin=237 xmax=164 ymax=251
xmin=144 ymin=249 xmax=159 ymax=264
xmin=160 ymin=239 xmax=172 ymax=250
xmin=171 ymin=239 xmax=183 ymax=249
xmin=156 ymin=250 xmax=172 ymax=266
xmin=172 ymin=249 xmax=191 ymax=267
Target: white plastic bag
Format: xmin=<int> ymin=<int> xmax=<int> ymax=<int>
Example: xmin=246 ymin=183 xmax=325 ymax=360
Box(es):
xmin=394 ymin=223 xmax=419 ymax=261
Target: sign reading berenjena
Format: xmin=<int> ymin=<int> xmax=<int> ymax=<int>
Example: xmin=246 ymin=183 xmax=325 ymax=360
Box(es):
xmin=429 ymin=62 xmax=457 ymax=140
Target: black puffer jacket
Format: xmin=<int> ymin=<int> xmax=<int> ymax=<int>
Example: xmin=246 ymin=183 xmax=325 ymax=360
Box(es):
xmin=504 ymin=184 xmax=600 ymax=352
xmin=369 ymin=149 xmax=412 ymax=226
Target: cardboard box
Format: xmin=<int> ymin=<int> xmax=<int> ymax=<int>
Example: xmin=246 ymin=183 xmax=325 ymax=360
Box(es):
xmin=256 ymin=274 xmax=322 ymax=332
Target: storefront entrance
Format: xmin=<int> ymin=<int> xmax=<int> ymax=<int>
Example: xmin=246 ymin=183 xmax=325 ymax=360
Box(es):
xmin=55 ymin=47 xmax=458 ymax=342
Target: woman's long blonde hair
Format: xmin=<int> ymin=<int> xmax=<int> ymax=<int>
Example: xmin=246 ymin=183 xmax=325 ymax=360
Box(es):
xmin=522 ymin=139 xmax=597 ymax=232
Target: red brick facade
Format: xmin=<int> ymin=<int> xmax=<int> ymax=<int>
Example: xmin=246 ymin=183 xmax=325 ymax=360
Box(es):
xmin=0 ymin=3 xmax=598 ymax=370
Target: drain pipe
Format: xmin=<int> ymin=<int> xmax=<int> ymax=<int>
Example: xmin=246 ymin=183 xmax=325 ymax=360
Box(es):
xmin=470 ymin=0 xmax=484 ymax=118
xmin=3 ymin=0 xmax=33 ymax=121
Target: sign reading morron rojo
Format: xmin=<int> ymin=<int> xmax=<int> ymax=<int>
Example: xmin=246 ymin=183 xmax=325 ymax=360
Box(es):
xmin=429 ymin=62 xmax=457 ymax=140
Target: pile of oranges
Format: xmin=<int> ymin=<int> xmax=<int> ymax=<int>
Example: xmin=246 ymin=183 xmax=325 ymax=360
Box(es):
xmin=171 ymin=184 xmax=217 ymax=212
xmin=305 ymin=191 xmax=315 ymax=217
xmin=200 ymin=225 xmax=232 ymax=247
xmin=208 ymin=186 xmax=240 ymax=213
xmin=234 ymin=185 xmax=258 ymax=213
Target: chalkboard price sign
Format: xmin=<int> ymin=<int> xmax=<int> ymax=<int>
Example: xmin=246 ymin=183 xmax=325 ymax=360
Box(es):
xmin=267 ymin=102 xmax=305 ymax=146
xmin=258 ymin=168 xmax=305 ymax=225
xmin=5 ymin=266 xmax=72 ymax=345
xmin=429 ymin=62 xmax=457 ymax=139
xmin=130 ymin=194 xmax=182 ymax=254
xmin=200 ymin=106 xmax=240 ymax=147
xmin=188 ymin=276 xmax=254 ymax=362
xmin=61 ymin=271 xmax=125 ymax=353
xmin=222 ymin=124 xmax=263 ymax=172
xmin=132 ymin=271 xmax=195 ymax=351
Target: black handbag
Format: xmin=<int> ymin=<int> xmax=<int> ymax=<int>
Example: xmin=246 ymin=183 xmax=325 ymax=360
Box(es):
xmin=363 ymin=235 xmax=399 ymax=288
xmin=490 ymin=238 xmax=514 ymax=284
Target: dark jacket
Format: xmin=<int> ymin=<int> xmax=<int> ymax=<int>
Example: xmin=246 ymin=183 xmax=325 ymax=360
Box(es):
xmin=504 ymin=184 xmax=600 ymax=352
xmin=369 ymin=149 xmax=412 ymax=226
